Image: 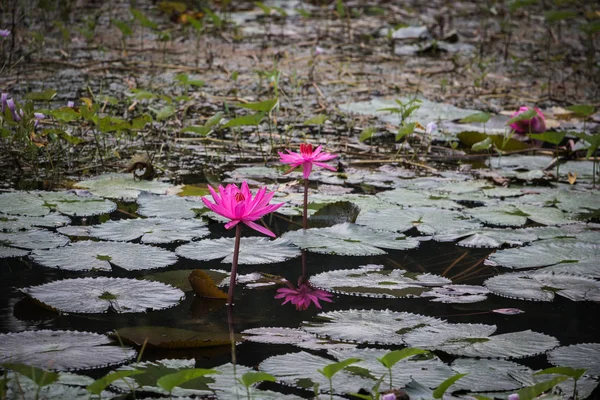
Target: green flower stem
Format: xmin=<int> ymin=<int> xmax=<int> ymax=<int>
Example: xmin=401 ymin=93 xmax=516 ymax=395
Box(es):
xmin=227 ymin=224 xmax=242 ymax=306
xmin=303 ymin=178 xmax=309 ymax=230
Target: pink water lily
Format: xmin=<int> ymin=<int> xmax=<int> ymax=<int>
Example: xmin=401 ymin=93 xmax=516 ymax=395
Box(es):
xmin=510 ymin=106 xmax=546 ymax=134
xmin=202 ymin=181 xmax=284 ymax=237
xmin=275 ymin=283 xmax=333 ymax=310
xmin=278 ymin=143 xmax=337 ymax=179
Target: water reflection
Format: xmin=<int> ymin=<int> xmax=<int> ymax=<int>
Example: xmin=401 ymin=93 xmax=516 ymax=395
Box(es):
xmin=274 ymin=250 xmax=333 ymax=311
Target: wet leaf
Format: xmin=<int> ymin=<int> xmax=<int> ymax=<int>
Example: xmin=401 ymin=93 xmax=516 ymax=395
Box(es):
xmin=176 ymin=237 xmax=300 ymax=264
xmin=74 ymin=173 xmax=181 ymax=201
xmin=242 ymin=327 xmax=357 ymax=351
xmin=137 ymin=192 xmax=204 ymax=218
xmin=548 ymin=344 xmax=600 ymax=376
xmin=22 ymin=277 xmax=184 ymax=313
xmin=377 ymin=188 xmax=463 ymax=209
xmin=0 ymin=245 xmax=29 ymax=258
xmin=188 ymin=269 xmax=227 ymax=299
xmin=420 ymin=284 xmax=490 ymax=303
xmin=87 ymin=217 xmax=209 ymax=244
xmin=450 ymin=358 xmax=533 ymax=392
xmin=283 ymin=223 xmax=419 ymax=256
xmin=0 ymin=230 xmax=69 ymax=250
xmin=0 ymin=213 xmax=70 ymax=232
xmin=0 ymin=191 xmax=116 ymax=217
xmin=114 ymin=326 xmax=234 ymax=349
xmin=31 ymin=240 xmax=177 ymax=271
xmin=0 ymin=330 xmax=136 ymax=370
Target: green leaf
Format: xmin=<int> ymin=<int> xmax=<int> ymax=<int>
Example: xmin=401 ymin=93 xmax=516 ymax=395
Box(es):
xmin=131 ymin=114 xmax=153 ymax=130
xmin=471 ymin=137 xmax=493 ymax=151
xmin=1 ymin=363 xmax=59 ymax=387
xmin=457 ymin=131 xmax=529 ymax=151
xmin=205 ymin=112 xmax=223 ymax=128
xmin=239 ymin=371 xmax=276 ymax=388
xmin=580 ymin=20 xmax=600 ymax=35
xmin=317 ymin=357 xmax=361 ymax=380
xmin=131 ymin=8 xmax=158 ymax=29
xmin=508 ymin=0 xmax=538 ymax=12
xmin=24 ymin=89 xmax=57 ymax=101
xmin=188 ymin=16 xmax=203 ymax=31
xmin=432 ymin=372 xmax=468 ymax=399
xmin=87 ymin=370 xmax=145 ymax=395
xmin=157 ymin=368 xmax=219 ymax=392
xmin=572 ymin=132 xmax=600 ymax=159
xmin=517 ymin=376 xmax=569 ymax=400
xmin=396 ymin=122 xmax=415 ymax=141
xmin=459 ymin=112 xmax=491 ymax=124
xmin=152 ymin=105 xmax=176 ymax=122
xmin=295 ymin=8 xmax=311 ymax=18
xmin=202 ymin=8 xmax=223 ymax=29
xmin=528 ymin=131 xmax=566 ymax=145
xmin=359 ymin=127 xmax=376 ymax=142
xmin=304 ymin=115 xmax=327 ymax=125
xmin=182 ymin=126 xmax=211 ymax=136
xmin=130 ymin=89 xmax=157 ymax=101
xmin=506 ymin=108 xmax=537 ymax=126
xmin=336 ymin=0 xmax=345 ymax=18
xmin=544 ymin=10 xmax=577 ymax=23
xmin=50 ymin=107 xmax=79 ymax=122
xmin=237 ymin=98 xmax=279 ymax=112
xmin=376 ymin=348 xmax=429 ymax=369
xmin=566 ymin=104 xmax=595 ymax=118
xmin=46 ymin=129 xmax=83 ymax=145
xmin=111 ymin=19 xmax=133 ymax=36
xmin=535 ymin=366 xmax=586 ymax=381
xmin=223 ymin=112 xmax=265 ymax=128
xmin=255 ymin=1 xmax=272 ymax=14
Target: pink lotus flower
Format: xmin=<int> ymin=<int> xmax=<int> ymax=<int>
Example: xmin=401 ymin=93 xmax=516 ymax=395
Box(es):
xmin=275 ymin=284 xmax=333 ymax=310
xmin=510 ymin=106 xmax=546 ymax=134
xmin=278 ymin=143 xmax=337 ymax=179
xmin=201 ymin=181 xmax=284 ymax=237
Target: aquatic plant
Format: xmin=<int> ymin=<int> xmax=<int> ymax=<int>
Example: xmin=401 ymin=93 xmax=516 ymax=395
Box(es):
xmin=279 ymin=143 xmax=337 ymax=228
xmin=275 ymin=283 xmax=333 ymax=310
xmin=508 ymin=106 xmax=546 ymax=134
xmin=202 ymin=181 xmax=284 ymax=305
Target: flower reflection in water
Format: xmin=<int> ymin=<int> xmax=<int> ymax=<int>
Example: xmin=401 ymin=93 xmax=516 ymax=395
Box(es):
xmin=275 ymin=283 xmax=333 ymax=311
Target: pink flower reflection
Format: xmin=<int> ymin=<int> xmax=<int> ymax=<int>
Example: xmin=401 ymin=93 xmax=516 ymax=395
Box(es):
xmin=275 ymin=283 xmax=333 ymax=310
xmin=278 ymin=143 xmax=337 ymax=179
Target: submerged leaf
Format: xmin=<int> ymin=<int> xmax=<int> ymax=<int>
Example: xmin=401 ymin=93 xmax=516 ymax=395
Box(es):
xmin=188 ymin=269 xmax=228 ymax=299
xmin=31 ymin=240 xmax=178 ymax=271
xmin=22 ymin=277 xmax=184 ymax=313
xmin=0 ymin=330 xmax=136 ymax=371
xmin=176 ymin=237 xmax=300 ymax=264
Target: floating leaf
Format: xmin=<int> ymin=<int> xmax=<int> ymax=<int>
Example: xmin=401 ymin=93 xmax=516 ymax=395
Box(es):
xmin=304 ymin=309 xmax=445 ymax=345
xmin=87 ymin=218 xmax=209 ymax=244
xmin=485 ymin=239 xmax=600 ymax=277
xmin=137 ymin=192 xmax=204 ymax=218
xmin=0 ymin=230 xmax=69 ymax=250
xmin=188 ymin=269 xmax=228 ymax=299
xmin=485 ymin=271 xmax=600 ymax=302
xmin=0 ymin=213 xmax=71 ymax=232
xmin=0 ymin=245 xmax=29 ymax=258
xmin=433 ymin=228 xmax=538 ymax=248
xmin=309 ymin=265 xmax=451 ymax=298
xmin=377 ymin=188 xmax=463 ymax=209
xmin=547 ymin=343 xmax=600 ymax=376
xmin=176 ymin=237 xmax=300 ymax=264
xmin=242 ymin=327 xmax=357 ymax=351
xmin=31 ymin=240 xmax=177 ymax=271
xmin=74 ymin=173 xmax=181 ymax=201
xmin=468 ymin=203 xmax=575 ymax=227
xmin=449 ymin=358 xmax=533 ymax=392
xmin=420 ymin=284 xmax=490 ymax=303
xmin=283 ymin=223 xmax=419 ymax=256
xmin=22 ymin=277 xmax=184 ymax=313
xmin=0 ymin=191 xmax=116 ymax=217
xmin=0 ymin=330 xmax=136 ymax=370
xmin=403 ymin=324 xmax=559 ymax=358
xmin=114 ymin=326 xmax=234 ymax=349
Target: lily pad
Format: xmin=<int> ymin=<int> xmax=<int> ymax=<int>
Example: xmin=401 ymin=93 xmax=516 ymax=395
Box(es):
xmin=176 ymin=237 xmax=300 ymax=264
xmin=0 ymin=245 xmax=30 ymax=258
xmin=465 ymin=204 xmax=574 ymax=227
xmin=242 ymin=327 xmax=357 ymax=351
xmin=0 ymin=213 xmax=71 ymax=232
xmin=31 ymin=240 xmax=178 ymax=271
xmin=308 ymin=264 xmax=451 ymax=298
xmin=449 ymin=358 xmax=533 ymax=391
xmin=22 ymin=277 xmax=184 ymax=313
xmin=113 ymin=326 xmax=234 ymax=348
xmin=259 ymin=351 xmax=375 ymax=395
xmin=484 ymin=271 xmax=600 ymax=302
xmin=485 ymin=239 xmax=600 ymax=278
xmin=547 ymin=343 xmax=600 ymax=376
xmin=403 ymin=324 xmax=559 ymax=358
xmin=87 ymin=218 xmax=209 ymax=244
xmin=74 ymin=173 xmax=181 ymax=201
xmin=137 ymin=192 xmax=205 ymax=219
xmin=0 ymin=230 xmax=69 ymax=250
xmin=0 ymin=191 xmax=116 ymax=217
xmin=377 ymin=188 xmax=463 ymax=210
xmin=434 ymin=228 xmax=539 ymax=248
xmin=420 ymin=285 xmax=490 ymax=303
xmin=282 ymin=223 xmax=419 ymax=256
xmin=0 ymin=330 xmax=136 ymax=370
xmin=303 ymin=309 xmax=445 ymax=345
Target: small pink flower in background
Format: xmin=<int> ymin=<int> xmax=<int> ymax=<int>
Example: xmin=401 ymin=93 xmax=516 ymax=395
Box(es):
xmin=6 ymin=98 xmax=21 ymax=121
xmin=67 ymin=101 xmax=75 ymax=108
xmin=493 ymin=308 xmax=524 ymax=315
xmin=510 ymin=106 xmax=546 ymax=134
xmin=508 ymin=394 xmax=519 ymax=400
xmin=426 ymin=122 xmax=438 ymax=136
xmin=201 ymin=181 xmax=284 ymax=237
xmin=278 ymin=143 xmax=337 ymax=179
xmin=0 ymin=29 xmax=10 ymax=38
xmin=382 ymin=394 xmax=397 ymax=400
xmin=275 ymin=283 xmax=333 ymax=310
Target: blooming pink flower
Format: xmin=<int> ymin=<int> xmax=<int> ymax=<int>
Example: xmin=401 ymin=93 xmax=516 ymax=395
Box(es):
xmin=275 ymin=284 xmax=333 ymax=310
xmin=278 ymin=143 xmax=337 ymax=179
xmin=510 ymin=106 xmax=546 ymax=134
xmin=202 ymin=181 xmax=284 ymax=237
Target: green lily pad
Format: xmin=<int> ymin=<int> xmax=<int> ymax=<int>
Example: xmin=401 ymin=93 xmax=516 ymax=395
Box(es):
xmin=449 ymin=358 xmax=533 ymax=391
xmin=0 ymin=230 xmax=69 ymax=250
xmin=0 ymin=191 xmax=116 ymax=217
xmin=87 ymin=218 xmax=209 ymax=244
xmin=0 ymin=330 xmax=136 ymax=370
xmin=434 ymin=228 xmax=539 ymax=248
xmin=0 ymin=213 xmax=71 ymax=232
xmin=22 ymin=277 xmax=184 ymax=313
xmin=74 ymin=173 xmax=182 ymax=201
xmin=420 ymin=284 xmax=490 ymax=303
xmin=31 ymin=240 xmax=178 ymax=271
xmin=547 ymin=344 xmax=600 ymax=376
xmin=242 ymin=327 xmax=357 ymax=351
xmin=137 ymin=192 xmax=205 ymax=219
xmin=377 ymin=188 xmax=463 ymax=210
